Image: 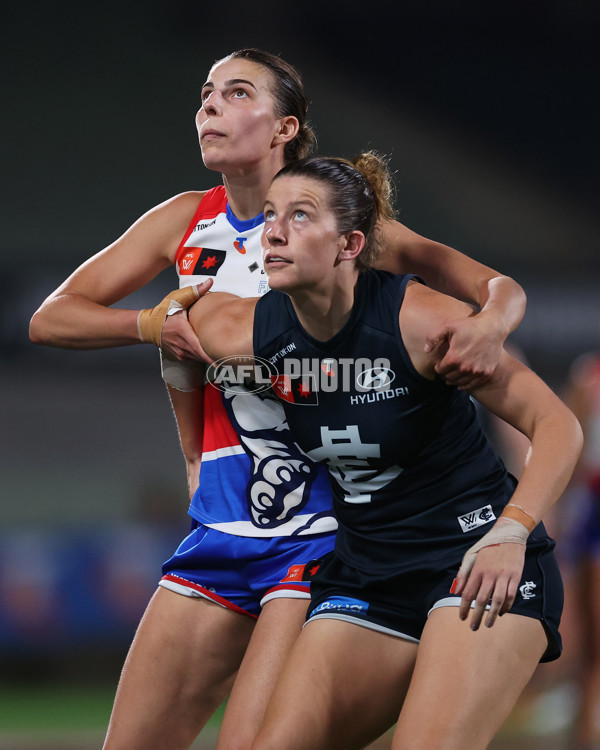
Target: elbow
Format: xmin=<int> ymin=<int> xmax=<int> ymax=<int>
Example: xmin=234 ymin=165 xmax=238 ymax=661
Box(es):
xmin=29 ymin=310 xmax=50 ymax=345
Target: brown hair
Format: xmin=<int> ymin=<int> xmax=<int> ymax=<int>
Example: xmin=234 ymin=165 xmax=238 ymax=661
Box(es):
xmin=274 ymin=152 xmax=395 ymax=270
xmin=217 ymin=48 xmax=317 ymax=164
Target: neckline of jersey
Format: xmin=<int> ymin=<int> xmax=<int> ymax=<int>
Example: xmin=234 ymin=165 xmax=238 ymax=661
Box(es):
xmin=226 ymin=202 xmax=264 ymax=232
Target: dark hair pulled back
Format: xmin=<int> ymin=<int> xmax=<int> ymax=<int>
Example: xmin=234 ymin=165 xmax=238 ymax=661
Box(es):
xmin=218 ymin=48 xmax=316 ymax=163
xmin=274 ymin=152 xmax=395 ymax=270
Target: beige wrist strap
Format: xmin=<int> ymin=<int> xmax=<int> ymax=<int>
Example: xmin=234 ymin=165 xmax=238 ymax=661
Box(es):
xmin=137 ymin=286 xmax=200 ymax=347
xmin=500 ymin=503 xmax=537 ymax=533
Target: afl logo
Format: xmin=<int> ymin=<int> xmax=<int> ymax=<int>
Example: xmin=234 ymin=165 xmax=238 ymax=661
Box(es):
xmin=356 ymin=367 xmax=395 ymax=391
xmin=206 ymin=355 xmax=277 ymax=395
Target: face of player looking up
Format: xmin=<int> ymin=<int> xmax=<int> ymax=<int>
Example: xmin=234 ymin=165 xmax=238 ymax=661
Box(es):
xmin=196 ymin=57 xmax=291 ymax=176
xmin=262 ymin=175 xmax=363 ymax=295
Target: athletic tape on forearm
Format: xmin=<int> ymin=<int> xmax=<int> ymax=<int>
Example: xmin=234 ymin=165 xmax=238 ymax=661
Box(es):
xmin=500 ymin=503 xmax=537 ymax=533
xmin=457 ymin=517 xmax=530 ymax=580
xmin=160 ymin=349 xmax=204 ymax=392
xmin=137 ymin=286 xmax=200 ymax=347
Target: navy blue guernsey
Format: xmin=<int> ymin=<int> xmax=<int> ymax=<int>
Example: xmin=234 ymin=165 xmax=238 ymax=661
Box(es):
xmin=253 ymin=271 xmax=518 ymax=575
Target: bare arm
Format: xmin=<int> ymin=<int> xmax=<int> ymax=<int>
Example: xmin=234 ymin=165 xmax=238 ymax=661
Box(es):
xmin=167 ymin=383 xmax=205 ymax=500
xmin=29 ymin=191 xmax=207 ymax=359
xmin=187 ymin=293 xmax=256 ymax=362
xmin=402 ymin=282 xmax=582 ymax=628
xmin=378 ymin=219 xmax=526 ymax=388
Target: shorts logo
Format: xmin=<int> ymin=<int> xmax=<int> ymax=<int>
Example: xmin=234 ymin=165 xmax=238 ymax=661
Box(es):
xmin=356 ymin=367 xmax=395 ymax=390
xmin=281 ymin=560 xmax=321 ymax=583
xmin=457 ymin=504 xmax=496 ymax=533
xmin=519 ymin=581 xmax=537 ymax=600
xmin=310 ymin=596 xmax=370 ymax=618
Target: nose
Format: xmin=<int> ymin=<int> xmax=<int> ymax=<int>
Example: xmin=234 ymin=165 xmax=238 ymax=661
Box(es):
xmin=263 ymin=219 xmax=286 ymax=246
xmin=201 ymin=89 xmax=222 ymax=117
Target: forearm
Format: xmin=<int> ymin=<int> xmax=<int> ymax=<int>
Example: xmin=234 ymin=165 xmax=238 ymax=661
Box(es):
xmin=167 ymin=383 xmax=205 ymax=500
xmin=29 ymin=292 xmax=142 ymax=349
xmin=504 ymin=407 xmax=583 ymax=524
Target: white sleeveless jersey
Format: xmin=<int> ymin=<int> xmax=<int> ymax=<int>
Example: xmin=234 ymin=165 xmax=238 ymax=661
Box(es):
xmin=175 ymin=186 xmax=269 ymax=296
xmin=174 ymin=187 xmax=336 ymax=538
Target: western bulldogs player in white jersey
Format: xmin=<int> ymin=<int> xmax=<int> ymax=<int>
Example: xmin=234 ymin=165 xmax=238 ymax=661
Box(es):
xmin=183 ymin=153 xmax=582 ymax=750
xmin=30 ymin=49 xmax=531 ymax=750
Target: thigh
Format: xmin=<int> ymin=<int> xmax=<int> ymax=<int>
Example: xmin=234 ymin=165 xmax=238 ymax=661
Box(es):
xmin=217 ymin=597 xmax=308 ymax=749
xmin=392 ymin=607 xmax=547 ymax=750
xmin=103 ymin=586 xmax=255 ymax=750
xmin=252 ymin=618 xmax=418 ymax=750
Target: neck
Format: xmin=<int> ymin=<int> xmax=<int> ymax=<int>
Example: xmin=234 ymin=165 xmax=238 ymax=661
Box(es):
xmin=221 ymin=155 xmax=286 ymax=220
xmin=290 ymin=271 xmax=359 ymax=342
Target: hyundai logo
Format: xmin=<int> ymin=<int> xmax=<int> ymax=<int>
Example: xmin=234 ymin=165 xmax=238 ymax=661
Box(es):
xmin=355 ymin=367 xmax=395 ymax=390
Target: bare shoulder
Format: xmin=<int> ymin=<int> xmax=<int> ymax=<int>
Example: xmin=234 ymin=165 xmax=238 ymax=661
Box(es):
xmin=400 ymin=281 xmax=474 ymax=377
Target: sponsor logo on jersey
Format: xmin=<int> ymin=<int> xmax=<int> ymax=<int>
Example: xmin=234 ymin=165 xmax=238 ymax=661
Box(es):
xmin=457 ymin=504 xmax=496 ymax=532
xmin=234 ymin=236 xmax=247 ymax=254
xmin=356 ymin=367 xmax=395 ymax=390
xmin=206 ymin=355 xmax=277 ymax=394
xmin=193 ymin=218 xmax=217 ymax=232
xmin=519 ymin=581 xmax=537 ymax=599
xmin=271 ymin=374 xmax=319 ymax=405
xmin=178 ymin=247 xmax=226 ymax=276
xmin=310 ymin=596 xmax=370 ymax=618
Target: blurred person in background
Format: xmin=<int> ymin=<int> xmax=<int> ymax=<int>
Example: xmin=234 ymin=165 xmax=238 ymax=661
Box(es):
xmin=29 ymin=48 xmax=528 ymax=750
xmin=561 ymin=351 xmax=600 ymax=750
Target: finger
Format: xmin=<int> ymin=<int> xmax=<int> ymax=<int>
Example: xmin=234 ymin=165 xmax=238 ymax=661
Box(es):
xmin=485 ymin=579 xmax=509 ymax=628
xmin=424 ymin=338 xmax=442 ymax=354
xmin=499 ymin=576 xmax=520 ymax=616
xmin=470 ymin=591 xmax=491 ymax=631
xmin=195 ymin=278 xmax=213 ymax=297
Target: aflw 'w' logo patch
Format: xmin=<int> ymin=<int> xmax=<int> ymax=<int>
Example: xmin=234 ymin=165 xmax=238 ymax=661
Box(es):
xmin=457 ymin=504 xmax=496 ymax=533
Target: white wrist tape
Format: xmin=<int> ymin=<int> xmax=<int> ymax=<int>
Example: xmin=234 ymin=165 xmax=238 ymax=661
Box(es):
xmin=458 ymin=517 xmax=529 ymax=580
xmin=160 ymin=349 xmax=204 ymax=392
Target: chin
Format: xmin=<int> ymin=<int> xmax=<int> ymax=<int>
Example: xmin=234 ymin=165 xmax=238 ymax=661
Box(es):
xmin=265 ymin=271 xmax=292 ymax=294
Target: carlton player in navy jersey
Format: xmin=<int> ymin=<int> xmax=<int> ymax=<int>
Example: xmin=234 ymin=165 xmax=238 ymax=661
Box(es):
xmin=31 ymin=49 xmax=533 ymax=750
xmin=183 ymin=153 xmax=582 ymax=750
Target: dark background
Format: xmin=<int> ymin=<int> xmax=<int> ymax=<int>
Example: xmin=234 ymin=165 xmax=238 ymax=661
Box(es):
xmin=1 ymin=0 xmax=599 ymax=685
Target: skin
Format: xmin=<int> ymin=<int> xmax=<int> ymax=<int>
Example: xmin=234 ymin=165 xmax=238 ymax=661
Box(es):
xmin=186 ymin=172 xmax=582 ymax=749
xmin=29 ymin=56 xmax=529 ymax=750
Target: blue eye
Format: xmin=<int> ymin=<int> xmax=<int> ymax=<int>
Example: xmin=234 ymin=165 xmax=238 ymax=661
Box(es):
xmin=293 ymin=210 xmax=307 ymax=221
xmin=264 ymin=209 xmax=276 ymax=222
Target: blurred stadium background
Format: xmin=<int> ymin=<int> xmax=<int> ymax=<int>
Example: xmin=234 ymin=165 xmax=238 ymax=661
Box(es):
xmin=2 ymin=1 xmax=599 ymax=746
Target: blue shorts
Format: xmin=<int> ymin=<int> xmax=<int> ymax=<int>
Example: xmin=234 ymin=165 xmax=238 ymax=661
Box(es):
xmin=307 ymin=535 xmax=563 ymax=663
xmin=160 ymin=520 xmax=335 ymax=619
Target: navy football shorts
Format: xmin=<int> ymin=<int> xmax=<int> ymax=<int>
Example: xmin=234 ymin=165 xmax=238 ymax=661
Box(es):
xmin=307 ymin=536 xmax=563 ymax=662
xmin=160 ymin=520 xmax=335 ymax=619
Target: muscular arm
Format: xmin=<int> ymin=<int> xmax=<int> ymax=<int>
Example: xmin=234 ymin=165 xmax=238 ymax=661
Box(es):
xmin=29 ymin=191 xmax=207 ymax=359
xmin=167 ymin=383 xmax=205 ymax=500
xmin=401 ymin=282 xmax=582 ymax=628
xmin=377 ymin=219 xmax=526 ymax=387
xmin=187 ymin=293 xmax=256 ymax=361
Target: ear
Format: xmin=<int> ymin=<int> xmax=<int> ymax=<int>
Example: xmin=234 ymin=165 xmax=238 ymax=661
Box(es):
xmin=272 ymin=116 xmax=299 ymax=147
xmin=337 ymin=231 xmax=365 ymax=263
